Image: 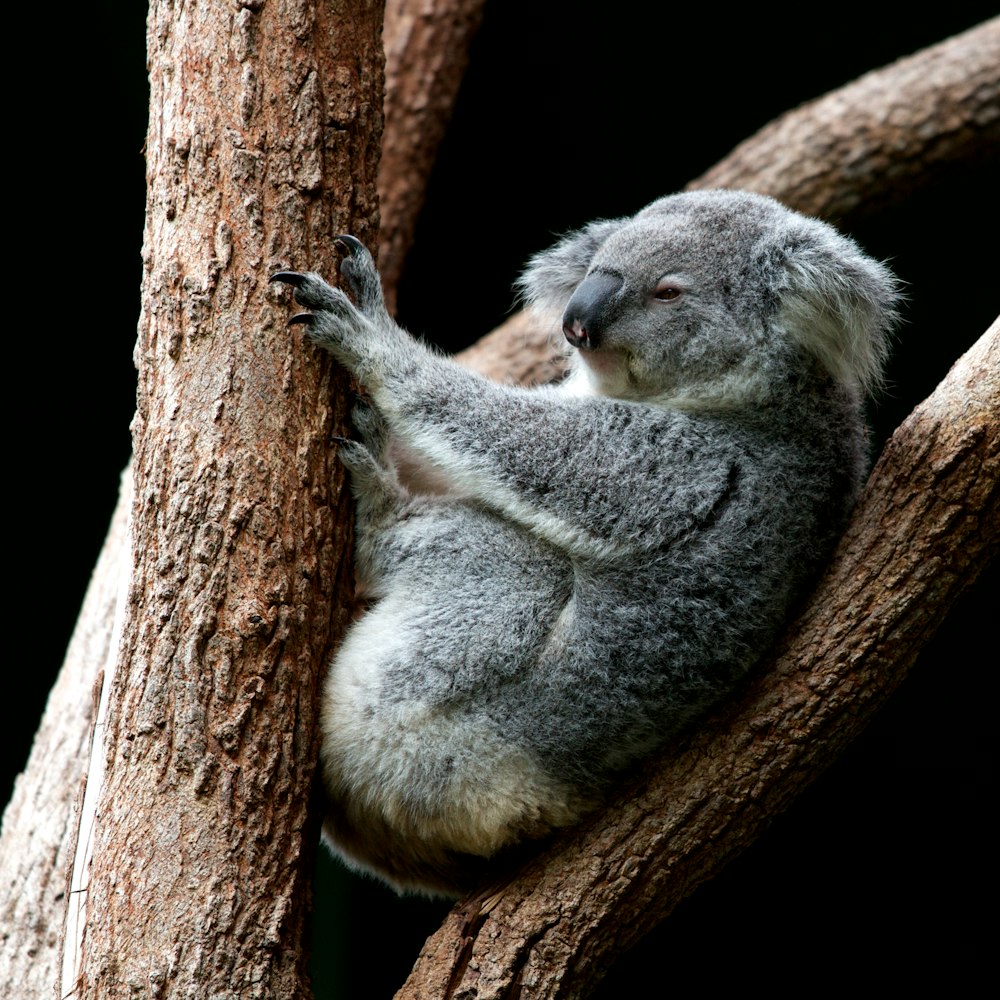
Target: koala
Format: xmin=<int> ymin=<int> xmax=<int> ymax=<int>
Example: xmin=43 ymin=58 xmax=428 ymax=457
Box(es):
xmin=271 ymin=189 xmax=899 ymax=895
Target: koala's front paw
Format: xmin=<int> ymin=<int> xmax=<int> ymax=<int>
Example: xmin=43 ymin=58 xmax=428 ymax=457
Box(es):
xmin=334 ymin=236 xmax=386 ymax=317
xmin=270 ymin=270 xmax=368 ymax=355
xmin=270 ymin=270 xmax=349 ymax=314
xmin=271 ymin=246 xmax=396 ymax=384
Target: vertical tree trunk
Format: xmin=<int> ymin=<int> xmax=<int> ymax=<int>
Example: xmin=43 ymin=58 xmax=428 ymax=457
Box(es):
xmin=58 ymin=2 xmax=384 ymax=997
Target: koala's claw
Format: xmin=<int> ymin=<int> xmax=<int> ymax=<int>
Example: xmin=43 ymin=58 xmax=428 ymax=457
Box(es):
xmin=333 ymin=235 xmax=368 ymax=257
xmin=288 ymin=312 xmax=315 ymax=327
xmin=270 ymin=270 xmax=306 ymax=287
xmin=333 ymin=236 xmax=383 ymax=313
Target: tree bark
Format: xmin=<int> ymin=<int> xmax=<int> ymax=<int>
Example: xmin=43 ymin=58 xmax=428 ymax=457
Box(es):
xmin=379 ymin=0 xmax=487 ymax=310
xmin=2 ymin=3 xmax=460 ymax=994
xmin=47 ymin=2 xmax=384 ymax=998
xmin=692 ymin=16 xmax=1000 ymax=221
xmin=396 ymin=319 xmax=999 ymax=999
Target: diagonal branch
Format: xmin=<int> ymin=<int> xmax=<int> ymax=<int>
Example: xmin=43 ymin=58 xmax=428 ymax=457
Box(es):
xmin=691 ymin=16 xmax=1000 ymax=220
xmin=397 ymin=320 xmax=999 ymax=998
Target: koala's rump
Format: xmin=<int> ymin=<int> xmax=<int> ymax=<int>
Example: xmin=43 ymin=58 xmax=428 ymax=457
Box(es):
xmin=319 ymin=504 xmax=589 ymax=889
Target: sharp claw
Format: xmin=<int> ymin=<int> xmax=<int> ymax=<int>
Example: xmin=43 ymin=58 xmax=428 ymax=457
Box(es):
xmin=333 ymin=235 xmax=367 ymax=256
xmin=271 ymin=271 xmax=306 ymax=286
xmin=288 ymin=312 xmax=315 ymax=326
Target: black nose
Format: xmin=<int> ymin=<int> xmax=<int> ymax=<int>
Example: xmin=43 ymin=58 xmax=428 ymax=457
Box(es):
xmin=562 ymin=271 xmax=624 ymax=349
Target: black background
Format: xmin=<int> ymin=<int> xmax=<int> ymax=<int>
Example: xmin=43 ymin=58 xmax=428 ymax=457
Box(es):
xmin=11 ymin=4 xmax=997 ymax=997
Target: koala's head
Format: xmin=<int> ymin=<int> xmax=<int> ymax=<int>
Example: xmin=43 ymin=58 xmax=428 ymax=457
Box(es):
xmin=519 ymin=190 xmax=900 ymax=408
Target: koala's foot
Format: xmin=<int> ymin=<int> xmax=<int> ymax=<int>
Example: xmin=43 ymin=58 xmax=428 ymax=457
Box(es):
xmin=271 ymin=242 xmax=407 ymax=392
xmin=270 ymin=269 xmax=371 ymax=357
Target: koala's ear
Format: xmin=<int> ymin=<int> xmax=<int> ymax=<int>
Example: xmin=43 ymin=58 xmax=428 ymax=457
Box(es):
xmin=777 ymin=221 xmax=902 ymax=395
xmin=517 ymin=218 xmax=625 ymax=312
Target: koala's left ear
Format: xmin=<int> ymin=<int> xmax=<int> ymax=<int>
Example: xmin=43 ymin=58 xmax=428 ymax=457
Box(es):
xmin=517 ymin=217 xmax=625 ymax=313
xmin=777 ymin=221 xmax=901 ymax=394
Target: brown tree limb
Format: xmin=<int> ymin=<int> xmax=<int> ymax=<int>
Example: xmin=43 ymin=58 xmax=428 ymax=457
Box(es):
xmin=396 ymin=321 xmax=999 ymax=998
xmin=457 ymin=18 xmax=1000 ymax=380
xmin=691 ymin=17 xmax=1000 ymax=221
xmin=2 ymin=5 xmax=473 ymax=993
xmin=50 ymin=2 xmax=384 ymax=997
xmin=378 ymin=0 xmax=487 ymax=309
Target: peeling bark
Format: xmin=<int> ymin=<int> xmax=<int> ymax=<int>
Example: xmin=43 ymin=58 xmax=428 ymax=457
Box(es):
xmin=1 ymin=471 xmax=130 ymax=1000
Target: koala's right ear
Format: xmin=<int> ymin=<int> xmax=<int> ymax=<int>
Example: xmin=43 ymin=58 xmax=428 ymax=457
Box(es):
xmin=517 ymin=218 xmax=625 ymax=312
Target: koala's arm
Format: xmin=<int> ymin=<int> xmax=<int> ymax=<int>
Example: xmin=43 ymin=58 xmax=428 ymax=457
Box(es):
xmin=273 ymin=239 xmax=731 ymax=560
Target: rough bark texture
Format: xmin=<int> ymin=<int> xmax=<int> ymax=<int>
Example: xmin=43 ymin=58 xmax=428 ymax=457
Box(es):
xmin=1 ymin=5 xmax=436 ymax=995
xmin=396 ymin=320 xmax=999 ymax=999
xmin=459 ymin=18 xmax=1000 ymax=377
xmin=54 ymin=2 xmax=385 ymax=998
xmin=378 ymin=0 xmax=486 ymax=310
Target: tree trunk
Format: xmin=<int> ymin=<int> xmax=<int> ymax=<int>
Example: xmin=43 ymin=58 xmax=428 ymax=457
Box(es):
xmin=379 ymin=0 xmax=487 ymax=309
xmin=49 ymin=2 xmax=384 ymax=997
xmin=2 ymin=3 xmax=481 ymax=994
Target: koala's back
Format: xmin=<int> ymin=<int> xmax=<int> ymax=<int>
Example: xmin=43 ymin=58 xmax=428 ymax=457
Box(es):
xmin=322 ymin=368 xmax=864 ymax=892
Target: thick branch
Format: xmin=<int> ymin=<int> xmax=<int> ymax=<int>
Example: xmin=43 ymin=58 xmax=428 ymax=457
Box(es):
xmin=1 ymin=6 xmax=469 ymax=992
xmin=691 ymin=17 xmax=1000 ymax=220
xmin=57 ymin=3 xmax=384 ymax=997
xmin=398 ymin=320 xmax=998 ymax=998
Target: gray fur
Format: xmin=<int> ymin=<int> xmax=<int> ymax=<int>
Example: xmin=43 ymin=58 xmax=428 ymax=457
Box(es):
xmin=273 ymin=190 xmax=899 ymax=895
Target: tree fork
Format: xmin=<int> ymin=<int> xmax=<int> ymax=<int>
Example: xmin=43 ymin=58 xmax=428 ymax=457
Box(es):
xmin=1 ymin=16 xmax=996 ymax=1000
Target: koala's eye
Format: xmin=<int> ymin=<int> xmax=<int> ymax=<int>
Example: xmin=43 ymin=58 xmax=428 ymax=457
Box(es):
xmin=653 ymin=280 xmax=682 ymax=301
